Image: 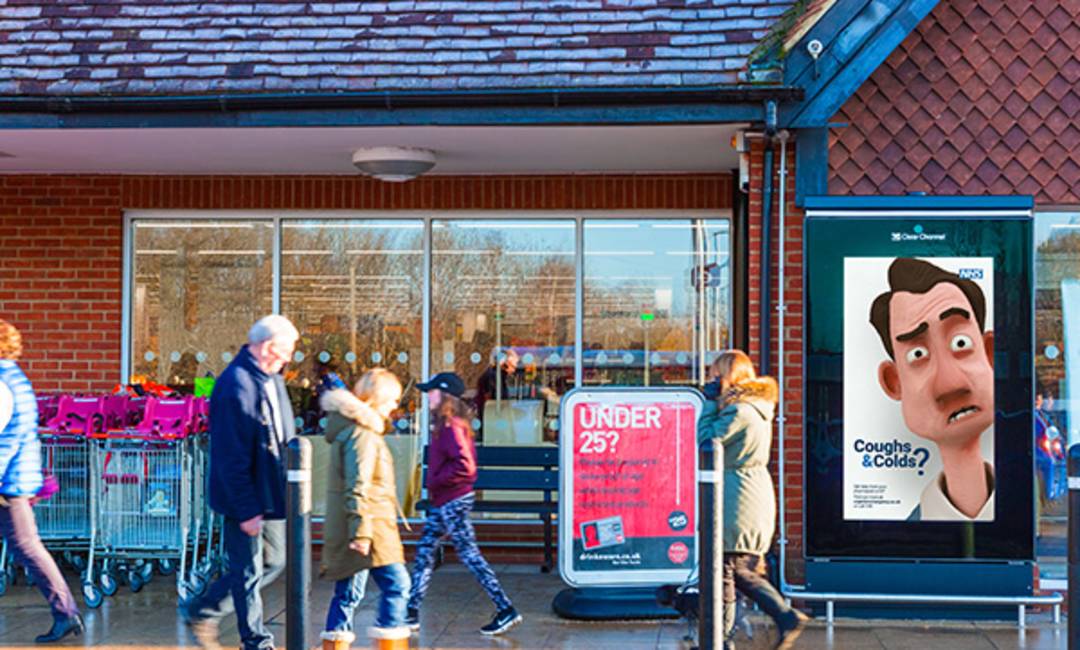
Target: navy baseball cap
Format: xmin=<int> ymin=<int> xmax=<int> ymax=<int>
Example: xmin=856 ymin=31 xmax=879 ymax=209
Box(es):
xmin=416 ymin=372 xmax=465 ymax=398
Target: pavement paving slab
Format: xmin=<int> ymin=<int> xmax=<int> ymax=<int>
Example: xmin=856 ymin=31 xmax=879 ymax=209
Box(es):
xmin=0 ymin=564 xmax=1066 ymax=649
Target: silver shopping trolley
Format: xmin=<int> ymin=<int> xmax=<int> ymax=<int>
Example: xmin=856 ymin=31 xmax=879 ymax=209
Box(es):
xmin=82 ymin=397 xmax=197 ymax=608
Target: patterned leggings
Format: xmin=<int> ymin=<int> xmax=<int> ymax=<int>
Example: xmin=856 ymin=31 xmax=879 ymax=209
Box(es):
xmin=407 ymin=492 xmax=512 ymax=612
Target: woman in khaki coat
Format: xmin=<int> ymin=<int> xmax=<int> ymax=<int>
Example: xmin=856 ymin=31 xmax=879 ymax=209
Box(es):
xmin=697 ymin=350 xmax=808 ymax=650
xmin=318 ymin=369 xmax=409 ymax=649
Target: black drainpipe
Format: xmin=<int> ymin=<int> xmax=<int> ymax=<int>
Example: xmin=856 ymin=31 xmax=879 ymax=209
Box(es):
xmin=760 ymin=100 xmax=778 ymax=376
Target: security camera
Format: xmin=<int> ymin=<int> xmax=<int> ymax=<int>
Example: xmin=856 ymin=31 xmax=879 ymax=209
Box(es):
xmin=807 ymin=39 xmax=823 ymax=60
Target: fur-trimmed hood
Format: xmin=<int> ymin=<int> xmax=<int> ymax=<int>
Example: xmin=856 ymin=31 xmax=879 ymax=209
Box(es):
xmin=320 ymin=388 xmax=386 ymax=441
xmin=721 ymin=376 xmax=779 ymax=408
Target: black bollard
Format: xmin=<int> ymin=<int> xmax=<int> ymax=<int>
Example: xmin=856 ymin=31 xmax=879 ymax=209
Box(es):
xmin=698 ymin=439 xmax=724 ymax=650
xmin=1069 ymin=444 xmax=1080 ymax=649
xmin=286 ymin=437 xmax=312 ymax=650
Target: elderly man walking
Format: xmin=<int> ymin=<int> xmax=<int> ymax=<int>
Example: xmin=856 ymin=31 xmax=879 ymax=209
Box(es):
xmin=183 ymin=315 xmax=300 ymax=650
xmin=0 ymin=319 xmax=83 ymax=643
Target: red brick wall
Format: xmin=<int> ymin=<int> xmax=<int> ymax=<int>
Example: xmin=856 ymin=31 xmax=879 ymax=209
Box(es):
xmin=1 ymin=173 xmax=731 ymax=394
xmin=745 ymin=138 xmax=806 ymax=582
xmin=0 ymin=177 xmax=124 ymax=393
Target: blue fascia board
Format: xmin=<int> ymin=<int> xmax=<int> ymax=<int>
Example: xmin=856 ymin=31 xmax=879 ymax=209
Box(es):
xmin=784 ymin=0 xmax=939 ymax=128
xmin=794 ymin=127 xmax=829 ymax=207
xmin=804 ymin=195 xmax=1036 ymax=211
xmin=783 ymin=0 xmax=879 ymax=88
xmin=0 ymin=102 xmax=771 ymax=129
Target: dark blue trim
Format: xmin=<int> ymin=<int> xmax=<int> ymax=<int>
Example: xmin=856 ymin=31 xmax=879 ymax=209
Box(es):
xmin=0 ymin=102 xmax=773 ymax=129
xmin=0 ymin=85 xmax=802 ymax=129
xmin=794 ymin=127 xmax=829 ymax=206
xmin=803 ymin=195 xmax=1035 ymax=210
xmin=783 ymin=0 xmax=879 ymax=90
xmin=783 ymin=0 xmax=939 ymax=128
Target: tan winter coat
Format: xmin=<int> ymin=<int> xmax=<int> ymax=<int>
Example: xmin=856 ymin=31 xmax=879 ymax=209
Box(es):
xmin=319 ymin=388 xmax=404 ymax=582
xmin=696 ymin=377 xmax=779 ymax=555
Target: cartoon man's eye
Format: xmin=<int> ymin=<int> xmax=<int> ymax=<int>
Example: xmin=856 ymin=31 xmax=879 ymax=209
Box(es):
xmin=905 ymin=346 xmax=929 ymax=363
xmin=951 ymin=334 xmax=974 ymax=352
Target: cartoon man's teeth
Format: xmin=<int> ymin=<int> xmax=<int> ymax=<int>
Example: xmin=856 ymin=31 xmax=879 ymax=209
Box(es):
xmin=948 ymin=406 xmax=978 ymax=424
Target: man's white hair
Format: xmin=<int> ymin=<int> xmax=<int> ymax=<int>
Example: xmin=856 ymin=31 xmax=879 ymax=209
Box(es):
xmin=248 ymin=315 xmax=300 ymax=345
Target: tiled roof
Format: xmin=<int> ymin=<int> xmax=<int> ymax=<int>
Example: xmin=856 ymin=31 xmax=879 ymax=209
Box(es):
xmin=830 ymin=0 xmax=1080 ymax=204
xmin=0 ymin=0 xmax=794 ymax=96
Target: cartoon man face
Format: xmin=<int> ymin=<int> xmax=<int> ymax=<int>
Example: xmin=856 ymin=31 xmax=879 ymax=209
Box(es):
xmin=872 ymin=259 xmax=994 ymax=448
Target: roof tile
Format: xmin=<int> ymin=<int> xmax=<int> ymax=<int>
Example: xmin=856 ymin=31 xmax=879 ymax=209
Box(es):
xmin=0 ymin=0 xmax=794 ymax=94
xmin=831 ymin=0 xmax=1080 ymax=204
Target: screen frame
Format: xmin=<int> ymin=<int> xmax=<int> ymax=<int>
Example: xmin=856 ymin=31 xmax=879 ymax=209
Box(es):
xmin=803 ymin=202 xmax=1034 ymax=562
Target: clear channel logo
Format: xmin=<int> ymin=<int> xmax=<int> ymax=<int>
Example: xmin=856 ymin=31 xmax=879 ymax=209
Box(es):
xmin=890 ymin=224 xmax=946 ymax=242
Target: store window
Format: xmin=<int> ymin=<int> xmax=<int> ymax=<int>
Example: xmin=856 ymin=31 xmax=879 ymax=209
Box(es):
xmin=1034 ymin=212 xmax=1077 ymax=582
xmin=430 ymin=220 xmax=575 ymax=446
xmin=130 ymin=219 xmax=274 ymax=390
xmin=281 ymin=220 xmax=424 ymax=514
xmin=583 ymin=219 xmax=730 ymax=387
xmin=127 ymin=213 xmax=731 ymax=516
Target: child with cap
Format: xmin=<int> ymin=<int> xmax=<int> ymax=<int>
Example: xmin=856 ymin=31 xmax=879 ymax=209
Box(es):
xmin=405 ymin=372 xmax=522 ymax=636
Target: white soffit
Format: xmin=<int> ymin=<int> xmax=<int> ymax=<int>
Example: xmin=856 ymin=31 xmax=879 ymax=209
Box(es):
xmin=0 ymin=125 xmax=743 ymax=175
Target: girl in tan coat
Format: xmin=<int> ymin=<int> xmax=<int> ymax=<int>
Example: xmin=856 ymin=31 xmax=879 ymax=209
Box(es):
xmin=318 ymin=369 xmax=409 ymax=649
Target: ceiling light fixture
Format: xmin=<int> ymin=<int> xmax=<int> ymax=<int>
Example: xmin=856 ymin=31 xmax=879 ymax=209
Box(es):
xmin=352 ymin=147 xmax=436 ymax=182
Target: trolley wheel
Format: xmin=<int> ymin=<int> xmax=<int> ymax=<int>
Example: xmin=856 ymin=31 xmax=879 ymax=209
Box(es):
xmin=139 ymin=562 xmax=154 ymax=582
xmin=0 ymin=570 xmax=7 ymax=597
xmin=129 ymin=571 xmax=145 ymax=593
xmin=62 ymin=551 xmax=74 ymax=567
xmin=100 ymin=573 xmax=118 ymax=597
xmin=157 ymin=559 xmax=176 ymax=576
xmin=82 ymin=583 xmax=103 ymax=609
xmin=72 ymin=554 xmax=87 ymax=571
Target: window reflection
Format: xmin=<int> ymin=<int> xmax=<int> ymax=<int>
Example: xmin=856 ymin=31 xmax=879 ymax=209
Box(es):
xmin=281 ymin=220 xmax=424 ymax=515
xmin=131 ymin=220 xmax=274 ymax=389
xmin=1035 ymin=214 xmax=1076 ymax=570
xmin=583 ymin=220 xmax=730 ymax=387
xmin=431 ymin=220 xmax=575 ymax=445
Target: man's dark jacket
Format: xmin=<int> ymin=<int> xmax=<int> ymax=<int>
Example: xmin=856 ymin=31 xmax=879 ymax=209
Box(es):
xmin=208 ymin=345 xmax=296 ymax=521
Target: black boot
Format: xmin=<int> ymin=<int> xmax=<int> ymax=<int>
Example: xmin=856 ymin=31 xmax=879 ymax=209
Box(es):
xmin=35 ymin=614 xmax=84 ymax=643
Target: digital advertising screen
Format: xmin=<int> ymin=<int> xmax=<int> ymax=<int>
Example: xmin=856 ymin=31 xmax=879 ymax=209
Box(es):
xmin=843 ymin=256 xmax=995 ymax=523
xmin=804 ymin=198 xmax=1033 ymax=561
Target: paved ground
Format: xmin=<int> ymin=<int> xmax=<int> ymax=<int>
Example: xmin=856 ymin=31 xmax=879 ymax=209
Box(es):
xmin=0 ymin=564 xmax=1067 ymax=649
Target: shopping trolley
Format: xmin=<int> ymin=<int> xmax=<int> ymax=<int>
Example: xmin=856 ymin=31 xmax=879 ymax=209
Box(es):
xmin=82 ymin=396 xmax=198 ymax=608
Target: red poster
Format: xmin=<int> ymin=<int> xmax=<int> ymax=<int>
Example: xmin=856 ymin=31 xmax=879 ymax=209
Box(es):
xmin=560 ymin=390 xmax=702 ymax=585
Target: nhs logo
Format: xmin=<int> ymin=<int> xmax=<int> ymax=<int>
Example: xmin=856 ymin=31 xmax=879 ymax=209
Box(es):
xmin=958 ymin=268 xmax=983 ymax=280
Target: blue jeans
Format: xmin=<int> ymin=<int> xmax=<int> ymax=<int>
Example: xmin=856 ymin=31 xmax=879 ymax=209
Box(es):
xmin=325 ymin=563 xmax=409 ymax=632
xmin=189 ymin=519 xmax=286 ymax=650
xmin=324 ymin=569 xmax=368 ymax=633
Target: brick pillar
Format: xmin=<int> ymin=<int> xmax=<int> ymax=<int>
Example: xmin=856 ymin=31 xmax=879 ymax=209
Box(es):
xmin=745 ymin=137 xmax=805 ymax=583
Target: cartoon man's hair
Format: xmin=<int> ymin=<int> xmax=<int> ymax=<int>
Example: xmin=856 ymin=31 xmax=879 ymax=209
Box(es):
xmin=869 ymin=258 xmax=987 ymax=359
